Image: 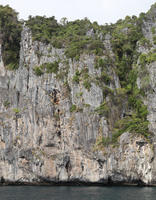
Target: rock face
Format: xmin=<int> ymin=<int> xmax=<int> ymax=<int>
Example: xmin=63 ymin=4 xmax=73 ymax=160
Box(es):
xmin=1 ymin=11 xmax=156 ymax=185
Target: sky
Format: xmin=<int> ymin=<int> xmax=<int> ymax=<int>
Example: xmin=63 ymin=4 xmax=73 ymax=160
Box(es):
xmin=0 ymin=0 xmax=156 ymax=25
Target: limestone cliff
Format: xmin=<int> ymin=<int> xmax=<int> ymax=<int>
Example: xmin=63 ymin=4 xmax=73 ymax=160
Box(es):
xmin=0 ymin=4 xmax=156 ymax=185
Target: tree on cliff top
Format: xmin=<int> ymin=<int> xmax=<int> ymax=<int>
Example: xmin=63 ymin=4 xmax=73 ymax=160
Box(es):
xmin=0 ymin=5 xmax=22 ymax=69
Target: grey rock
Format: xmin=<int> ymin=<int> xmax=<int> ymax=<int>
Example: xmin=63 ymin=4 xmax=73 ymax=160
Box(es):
xmin=0 ymin=23 xmax=155 ymax=185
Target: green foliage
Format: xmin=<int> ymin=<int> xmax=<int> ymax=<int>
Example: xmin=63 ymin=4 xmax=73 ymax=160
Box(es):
xmin=51 ymin=39 xmax=63 ymax=49
xmin=139 ymin=37 xmax=151 ymax=48
xmin=72 ymin=70 xmax=81 ymax=84
xmin=95 ymin=14 xmax=152 ymax=147
xmin=95 ymin=101 xmax=110 ymax=117
xmin=3 ymin=100 xmax=10 ymax=108
xmin=12 ymin=108 xmax=20 ymax=114
xmin=72 ymin=75 xmax=79 ymax=83
xmin=26 ymin=16 xmax=105 ymax=59
xmin=102 ymin=86 xmax=114 ymax=97
xmin=95 ymin=57 xmax=105 ymax=69
xmin=137 ymin=54 xmax=151 ymax=92
xmin=102 ymin=137 xmax=111 ymax=146
xmin=33 ymin=61 xmax=59 ymax=76
xmin=79 ymin=68 xmax=91 ymax=90
xmin=112 ymin=130 xmax=123 ymax=144
xmin=139 ymin=12 xmax=146 ymax=21
xmin=111 ymin=16 xmax=143 ymax=87
xmin=95 ymin=57 xmax=113 ymax=69
xmin=94 ymin=57 xmax=112 ymax=86
xmin=43 ymin=61 xmax=59 ymax=73
xmin=139 ymin=53 xmax=147 ymax=66
xmin=101 ymin=72 xmax=111 ymax=85
xmin=112 ymin=113 xmax=150 ymax=142
xmin=147 ymin=52 xmax=156 ymax=63
xmin=88 ymin=40 xmax=104 ymax=55
xmin=70 ymin=104 xmax=77 ymax=112
xmin=152 ymin=27 xmax=156 ymax=34
xmin=72 ymin=68 xmax=92 ymax=88
xmin=153 ymin=35 xmax=156 ymax=45
xmin=83 ymin=80 xmax=91 ymax=90
xmin=76 ymin=92 xmax=83 ymax=97
xmin=81 ymin=68 xmax=89 ymax=79
xmin=84 ymin=103 xmax=90 ymax=108
xmin=1 ymin=5 xmax=152 ymax=146
xmin=65 ymin=44 xmax=80 ymax=59
xmin=139 ymin=51 xmax=156 ymax=66
xmin=0 ymin=5 xmax=22 ymax=68
xmin=6 ymin=63 xmax=19 ymax=70
xmin=94 ymin=15 xmax=151 ymax=147
xmin=26 ymin=15 xmax=58 ymax=43
xmin=96 ymin=136 xmax=111 ymax=147
xmin=111 ymin=80 xmax=150 ymax=142
xmin=140 ymin=75 xmax=150 ymax=92
xmin=33 ymin=66 xmax=44 ymax=76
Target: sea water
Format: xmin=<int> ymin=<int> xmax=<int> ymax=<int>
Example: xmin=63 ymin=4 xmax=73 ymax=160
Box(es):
xmin=0 ymin=186 xmax=156 ymax=200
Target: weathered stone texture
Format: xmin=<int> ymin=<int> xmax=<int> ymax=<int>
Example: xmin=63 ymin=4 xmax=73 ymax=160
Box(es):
xmin=0 ymin=22 xmax=156 ymax=185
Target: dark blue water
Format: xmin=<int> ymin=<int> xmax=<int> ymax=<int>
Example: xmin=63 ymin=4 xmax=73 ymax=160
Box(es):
xmin=0 ymin=186 xmax=156 ymax=200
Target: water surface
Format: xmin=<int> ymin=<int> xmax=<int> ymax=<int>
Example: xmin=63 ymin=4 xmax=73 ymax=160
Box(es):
xmin=0 ymin=186 xmax=156 ymax=200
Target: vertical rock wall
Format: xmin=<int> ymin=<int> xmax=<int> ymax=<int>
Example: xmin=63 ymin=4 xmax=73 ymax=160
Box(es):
xmin=0 ymin=22 xmax=155 ymax=185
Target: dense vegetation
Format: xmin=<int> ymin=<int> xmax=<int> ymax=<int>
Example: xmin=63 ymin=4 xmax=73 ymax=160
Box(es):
xmin=0 ymin=5 xmax=22 ymax=69
xmin=26 ymin=16 xmax=106 ymax=59
xmin=110 ymin=16 xmax=151 ymax=141
xmin=94 ymin=14 xmax=153 ymax=145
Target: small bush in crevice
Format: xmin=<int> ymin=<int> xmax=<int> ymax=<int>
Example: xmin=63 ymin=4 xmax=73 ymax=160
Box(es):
xmin=95 ymin=101 xmax=110 ymax=118
xmin=33 ymin=66 xmax=44 ymax=76
xmin=33 ymin=61 xmax=59 ymax=76
xmin=83 ymin=80 xmax=91 ymax=90
xmin=13 ymin=108 xmax=20 ymax=114
xmin=44 ymin=62 xmax=59 ymax=73
xmin=153 ymin=36 xmax=156 ymax=45
xmin=152 ymin=27 xmax=156 ymax=34
xmin=96 ymin=136 xmax=112 ymax=147
xmin=72 ymin=70 xmax=81 ymax=84
xmin=70 ymin=104 xmax=77 ymax=112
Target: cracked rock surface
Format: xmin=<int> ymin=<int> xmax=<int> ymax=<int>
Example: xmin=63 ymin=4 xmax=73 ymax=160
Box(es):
xmin=0 ymin=20 xmax=156 ymax=185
